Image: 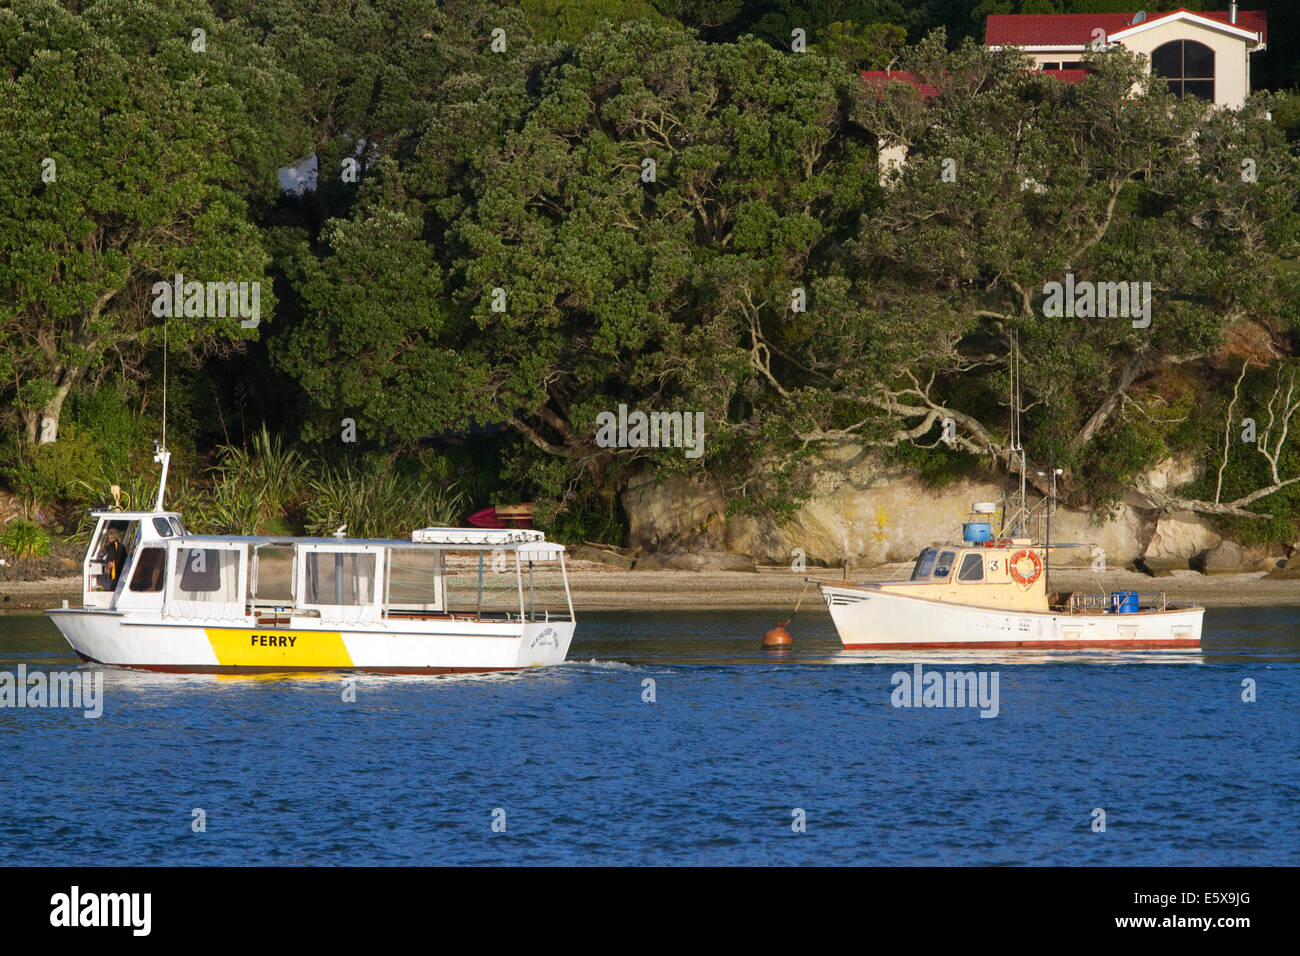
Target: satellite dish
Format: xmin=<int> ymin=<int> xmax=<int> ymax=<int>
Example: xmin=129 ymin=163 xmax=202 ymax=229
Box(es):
xmin=1132 ymin=11 xmax=1146 ymax=24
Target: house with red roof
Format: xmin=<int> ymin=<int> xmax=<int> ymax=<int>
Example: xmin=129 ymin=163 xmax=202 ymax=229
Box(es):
xmin=859 ymin=70 xmax=941 ymax=178
xmin=860 ymin=6 xmax=1267 ymax=182
xmin=985 ymin=4 xmax=1267 ymax=109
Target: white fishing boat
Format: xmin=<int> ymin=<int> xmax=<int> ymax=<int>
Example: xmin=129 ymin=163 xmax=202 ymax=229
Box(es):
xmin=820 ymin=505 xmax=1203 ymax=650
xmin=820 ymin=342 xmax=1203 ymax=651
xmin=46 ymin=448 xmax=575 ymax=674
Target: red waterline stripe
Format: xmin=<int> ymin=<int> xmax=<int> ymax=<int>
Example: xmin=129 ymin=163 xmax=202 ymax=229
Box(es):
xmin=76 ymin=652 xmax=518 ymax=675
xmin=841 ymin=639 xmax=1200 ymax=650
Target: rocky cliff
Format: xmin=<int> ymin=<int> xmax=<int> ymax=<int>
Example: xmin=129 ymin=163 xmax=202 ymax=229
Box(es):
xmin=621 ymin=451 xmax=1291 ymax=573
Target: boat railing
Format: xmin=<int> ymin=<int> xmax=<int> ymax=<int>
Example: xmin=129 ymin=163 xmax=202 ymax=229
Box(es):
xmin=1066 ymin=592 xmax=1171 ymax=614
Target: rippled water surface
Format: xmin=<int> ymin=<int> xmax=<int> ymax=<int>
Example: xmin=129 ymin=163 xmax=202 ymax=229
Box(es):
xmin=1 ymin=607 xmax=1296 ymax=865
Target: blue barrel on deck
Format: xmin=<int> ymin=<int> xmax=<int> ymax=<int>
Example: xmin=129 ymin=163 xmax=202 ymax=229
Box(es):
xmin=1110 ymin=591 xmax=1139 ymax=614
xmin=962 ymin=522 xmax=992 ymax=543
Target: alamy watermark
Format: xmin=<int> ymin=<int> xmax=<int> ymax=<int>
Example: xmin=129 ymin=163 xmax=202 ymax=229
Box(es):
xmin=1042 ymin=273 xmax=1151 ymax=329
xmin=151 ymin=272 xmax=261 ymax=328
xmin=0 ymin=664 xmax=103 ymax=718
xmin=595 ymin=404 xmax=704 ymax=459
xmin=50 ymin=886 xmax=150 ymax=936
xmin=890 ymin=663 xmax=999 ymax=718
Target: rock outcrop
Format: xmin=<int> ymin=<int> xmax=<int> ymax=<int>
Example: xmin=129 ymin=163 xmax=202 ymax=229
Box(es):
xmin=620 ymin=450 xmax=1286 ymax=572
xmin=624 ymin=454 xmax=1156 ymax=568
xmin=1142 ymin=510 xmax=1221 ymax=562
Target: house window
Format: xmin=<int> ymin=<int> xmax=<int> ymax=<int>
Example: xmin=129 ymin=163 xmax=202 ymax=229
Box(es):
xmin=1041 ymin=61 xmax=1061 ymax=70
xmin=1151 ymin=40 xmax=1214 ymax=101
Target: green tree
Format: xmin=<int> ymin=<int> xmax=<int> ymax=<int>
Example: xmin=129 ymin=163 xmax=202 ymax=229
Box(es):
xmin=817 ymin=36 xmax=1300 ymax=515
xmin=0 ymin=0 xmax=301 ymax=447
xmin=277 ymin=21 xmax=876 ymax=513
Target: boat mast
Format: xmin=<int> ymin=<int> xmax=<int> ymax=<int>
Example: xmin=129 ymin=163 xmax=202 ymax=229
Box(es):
xmin=1001 ymin=334 xmax=1028 ymax=539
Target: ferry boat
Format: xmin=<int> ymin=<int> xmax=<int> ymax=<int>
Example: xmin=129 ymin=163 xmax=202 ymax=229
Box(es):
xmin=820 ymin=504 xmax=1203 ymax=650
xmin=46 ymin=449 xmax=575 ymax=674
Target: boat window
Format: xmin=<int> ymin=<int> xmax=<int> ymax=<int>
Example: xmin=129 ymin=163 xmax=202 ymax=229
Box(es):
xmin=153 ymin=517 xmax=174 ymax=537
xmin=175 ymin=548 xmax=236 ymax=596
xmin=162 ymin=544 xmax=245 ymax=619
xmin=170 ymin=517 xmax=186 ymax=535
xmin=958 ymin=552 xmax=985 ymax=582
xmin=164 ymin=547 xmax=242 ymax=619
xmin=910 ymin=549 xmax=938 ymax=580
xmin=128 ymin=547 xmax=166 ymax=593
xmin=92 ymin=519 xmax=140 ymax=591
xmin=934 ymin=550 xmax=956 ymax=580
xmin=303 ymin=551 xmax=377 ymax=606
xmin=387 ymin=548 xmax=444 ymax=613
xmin=250 ymin=544 xmax=295 ymax=604
xmin=519 ymin=546 xmax=572 ymax=622
xmin=442 ymin=549 xmax=521 ymax=621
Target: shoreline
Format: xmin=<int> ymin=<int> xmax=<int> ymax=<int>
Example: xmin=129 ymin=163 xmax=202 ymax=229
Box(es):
xmin=2 ymin=563 xmax=1297 ymax=613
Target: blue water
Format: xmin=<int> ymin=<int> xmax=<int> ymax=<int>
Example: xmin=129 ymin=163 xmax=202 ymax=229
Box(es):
xmin=1 ymin=607 xmax=1296 ymax=865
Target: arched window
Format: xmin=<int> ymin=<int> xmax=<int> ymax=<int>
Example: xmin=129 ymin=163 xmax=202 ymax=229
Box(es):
xmin=1151 ymin=40 xmax=1215 ymax=101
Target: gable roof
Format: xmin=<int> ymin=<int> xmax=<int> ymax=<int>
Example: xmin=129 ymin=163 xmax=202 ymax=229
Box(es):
xmin=986 ymin=9 xmax=1267 ymax=48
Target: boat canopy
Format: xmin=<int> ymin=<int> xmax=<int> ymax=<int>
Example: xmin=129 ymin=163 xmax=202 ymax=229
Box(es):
xmin=146 ymin=528 xmax=565 ymax=553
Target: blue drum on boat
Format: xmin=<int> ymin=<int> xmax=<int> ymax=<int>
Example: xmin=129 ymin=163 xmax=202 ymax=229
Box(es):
xmin=962 ymin=522 xmax=992 ymax=543
xmin=1110 ymin=591 xmax=1139 ymax=614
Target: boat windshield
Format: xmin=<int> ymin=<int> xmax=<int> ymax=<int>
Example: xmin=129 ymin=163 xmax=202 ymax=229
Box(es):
xmin=933 ymin=550 xmax=956 ymax=580
xmin=910 ymin=549 xmax=938 ymax=580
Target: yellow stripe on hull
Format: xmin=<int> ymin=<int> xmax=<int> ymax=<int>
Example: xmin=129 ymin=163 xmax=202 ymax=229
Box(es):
xmin=205 ymin=628 xmax=353 ymax=668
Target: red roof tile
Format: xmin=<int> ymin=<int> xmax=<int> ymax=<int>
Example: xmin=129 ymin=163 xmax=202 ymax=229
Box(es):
xmin=859 ymin=70 xmax=941 ymax=99
xmin=1039 ymin=68 xmax=1090 ymax=85
xmin=985 ymin=9 xmax=1267 ymax=47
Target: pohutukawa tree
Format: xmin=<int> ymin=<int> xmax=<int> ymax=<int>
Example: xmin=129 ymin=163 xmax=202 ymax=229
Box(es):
xmin=276 ymin=20 xmax=878 ymax=515
xmin=0 ymin=0 xmax=299 ymax=446
xmin=272 ymin=19 xmax=1299 ymax=527
xmin=791 ymin=34 xmax=1300 ymax=516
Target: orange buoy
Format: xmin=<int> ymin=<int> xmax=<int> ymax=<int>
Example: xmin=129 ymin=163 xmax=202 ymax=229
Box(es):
xmin=763 ymin=621 xmax=794 ymax=649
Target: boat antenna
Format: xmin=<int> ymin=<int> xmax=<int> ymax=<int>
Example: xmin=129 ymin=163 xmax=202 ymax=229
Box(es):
xmin=1045 ymin=471 xmax=1051 ymax=599
xmin=152 ymin=315 xmax=171 ymax=511
xmin=162 ymin=314 xmax=167 ymax=454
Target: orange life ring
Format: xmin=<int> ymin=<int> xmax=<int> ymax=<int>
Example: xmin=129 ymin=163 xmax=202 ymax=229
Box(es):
xmin=1009 ymin=549 xmax=1042 ymax=585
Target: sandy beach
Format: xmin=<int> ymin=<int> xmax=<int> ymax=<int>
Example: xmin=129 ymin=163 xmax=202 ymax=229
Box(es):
xmin=2 ymin=562 xmax=1296 ymax=613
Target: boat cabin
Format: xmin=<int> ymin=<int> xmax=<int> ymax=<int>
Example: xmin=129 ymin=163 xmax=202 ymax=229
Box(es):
xmin=82 ymin=509 xmax=187 ymax=609
xmin=887 ymin=540 xmax=1049 ymax=611
xmin=79 ymin=511 xmax=573 ymax=627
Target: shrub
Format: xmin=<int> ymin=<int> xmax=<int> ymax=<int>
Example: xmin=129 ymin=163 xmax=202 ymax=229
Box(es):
xmin=1 ymin=519 xmax=51 ymax=559
xmin=305 ymin=458 xmax=466 ymax=539
xmin=0 ymin=424 xmax=106 ymax=509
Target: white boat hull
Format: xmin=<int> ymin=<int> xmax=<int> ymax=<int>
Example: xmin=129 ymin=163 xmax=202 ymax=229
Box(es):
xmin=822 ymin=584 xmax=1202 ymax=649
xmin=46 ymin=610 xmax=575 ymax=674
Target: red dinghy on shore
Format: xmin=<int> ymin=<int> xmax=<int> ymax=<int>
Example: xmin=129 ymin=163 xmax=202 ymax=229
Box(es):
xmin=467 ymin=503 xmax=534 ymax=529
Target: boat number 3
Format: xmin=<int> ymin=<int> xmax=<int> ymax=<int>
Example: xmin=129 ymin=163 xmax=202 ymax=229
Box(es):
xmin=989 ymin=560 xmax=999 ymax=572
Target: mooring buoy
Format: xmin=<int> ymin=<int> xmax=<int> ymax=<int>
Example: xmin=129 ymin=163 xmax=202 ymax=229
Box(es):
xmin=762 ymin=621 xmax=793 ymax=648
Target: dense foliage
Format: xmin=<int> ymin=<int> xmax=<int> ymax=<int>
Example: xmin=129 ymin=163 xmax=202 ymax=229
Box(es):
xmin=2 ymin=0 xmax=1299 ymax=545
